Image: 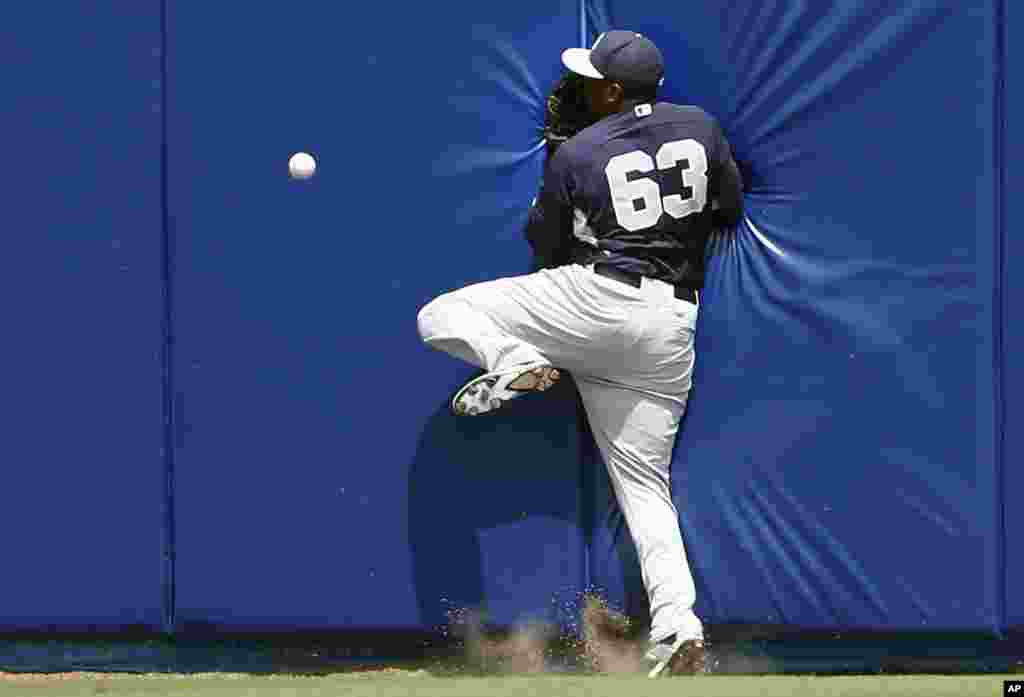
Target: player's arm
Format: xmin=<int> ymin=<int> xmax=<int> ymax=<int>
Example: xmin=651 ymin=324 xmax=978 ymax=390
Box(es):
xmin=524 ymin=150 xmax=574 ymax=270
xmin=710 ymin=127 xmax=744 ymax=227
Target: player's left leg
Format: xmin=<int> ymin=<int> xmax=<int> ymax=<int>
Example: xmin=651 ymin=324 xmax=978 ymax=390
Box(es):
xmin=575 ymin=378 xmax=708 ymax=675
xmin=575 ymin=378 xmax=703 ymax=639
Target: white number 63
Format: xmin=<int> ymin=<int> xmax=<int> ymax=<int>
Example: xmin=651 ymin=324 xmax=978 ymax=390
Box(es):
xmin=605 ymin=139 xmax=708 ymax=232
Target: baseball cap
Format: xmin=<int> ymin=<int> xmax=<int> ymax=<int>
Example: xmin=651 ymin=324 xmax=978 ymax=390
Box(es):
xmin=562 ymin=30 xmax=665 ymax=89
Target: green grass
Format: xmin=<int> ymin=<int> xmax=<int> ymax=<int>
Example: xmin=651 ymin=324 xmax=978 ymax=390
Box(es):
xmin=1 ymin=672 xmax=1019 ymax=697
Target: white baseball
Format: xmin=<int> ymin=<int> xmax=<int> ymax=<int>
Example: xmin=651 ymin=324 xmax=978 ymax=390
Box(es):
xmin=289 ymin=152 xmax=316 ymax=180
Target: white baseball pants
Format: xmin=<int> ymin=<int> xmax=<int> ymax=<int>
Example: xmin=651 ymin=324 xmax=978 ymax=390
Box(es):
xmin=416 ymin=262 xmax=704 ymax=643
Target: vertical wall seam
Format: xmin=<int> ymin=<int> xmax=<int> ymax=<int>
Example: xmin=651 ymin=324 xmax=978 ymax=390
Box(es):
xmin=579 ymin=0 xmax=587 ymax=48
xmin=994 ymin=0 xmax=1007 ymax=637
xmin=159 ymin=0 xmax=177 ymax=636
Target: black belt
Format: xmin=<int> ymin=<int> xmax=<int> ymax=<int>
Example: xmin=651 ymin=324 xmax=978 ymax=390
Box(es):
xmin=592 ymin=262 xmax=698 ymax=304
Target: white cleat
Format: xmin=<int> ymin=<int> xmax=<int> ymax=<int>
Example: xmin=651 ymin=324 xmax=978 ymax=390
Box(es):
xmin=451 ymin=361 xmax=561 ymax=416
xmin=645 ymin=635 xmax=710 ymax=677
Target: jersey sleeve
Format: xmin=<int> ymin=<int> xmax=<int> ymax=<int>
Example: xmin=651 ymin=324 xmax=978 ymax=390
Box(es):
xmin=709 ymin=122 xmax=744 ymax=226
xmin=524 ymin=148 xmax=575 ymax=270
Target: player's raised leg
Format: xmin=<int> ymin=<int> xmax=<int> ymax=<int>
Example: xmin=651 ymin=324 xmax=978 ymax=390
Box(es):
xmin=416 ymin=283 xmax=547 ymax=374
xmin=417 ymin=266 xmax=647 ymax=415
xmin=416 ymin=276 xmax=559 ymax=415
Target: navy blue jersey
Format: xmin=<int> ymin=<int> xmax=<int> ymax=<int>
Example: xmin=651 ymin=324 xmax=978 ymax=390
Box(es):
xmin=525 ymin=101 xmax=743 ymax=288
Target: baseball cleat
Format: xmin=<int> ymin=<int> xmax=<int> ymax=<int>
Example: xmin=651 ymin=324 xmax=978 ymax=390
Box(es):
xmin=451 ymin=361 xmax=560 ymax=416
xmin=645 ymin=635 xmax=709 ymax=677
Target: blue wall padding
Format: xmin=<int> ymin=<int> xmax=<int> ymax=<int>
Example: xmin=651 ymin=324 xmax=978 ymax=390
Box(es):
xmin=0 ymin=3 xmax=165 ymax=630
xmin=1002 ymin=0 xmax=1020 ymax=632
xmin=166 ymin=1 xmax=586 ymax=631
xmin=1 ymin=1 xmax=1016 ymax=637
xmin=586 ymin=1 xmax=1004 ymax=632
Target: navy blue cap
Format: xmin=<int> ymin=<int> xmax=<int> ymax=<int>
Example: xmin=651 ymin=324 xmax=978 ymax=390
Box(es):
xmin=562 ymin=30 xmax=665 ymax=88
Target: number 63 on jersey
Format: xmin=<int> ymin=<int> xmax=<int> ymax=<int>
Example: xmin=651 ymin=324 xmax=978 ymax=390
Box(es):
xmin=605 ymin=139 xmax=709 ymax=232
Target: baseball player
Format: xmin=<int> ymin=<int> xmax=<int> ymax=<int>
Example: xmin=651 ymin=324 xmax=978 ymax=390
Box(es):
xmin=417 ymin=30 xmax=744 ymax=676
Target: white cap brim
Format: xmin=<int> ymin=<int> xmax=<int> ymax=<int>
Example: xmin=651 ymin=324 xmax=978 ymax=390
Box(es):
xmin=561 ymin=48 xmax=604 ymax=79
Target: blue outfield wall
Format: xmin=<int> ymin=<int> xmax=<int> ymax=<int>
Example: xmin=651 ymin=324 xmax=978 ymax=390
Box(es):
xmin=165 ymin=1 xmax=586 ymax=631
xmin=585 ymin=0 xmax=1004 ymax=633
xmin=0 ymin=3 xmax=165 ymax=630
xmin=0 ymin=0 xmax=1017 ymax=636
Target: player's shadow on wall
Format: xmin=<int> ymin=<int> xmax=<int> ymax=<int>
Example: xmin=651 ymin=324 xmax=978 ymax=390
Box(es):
xmin=407 ymin=372 xmax=648 ymax=631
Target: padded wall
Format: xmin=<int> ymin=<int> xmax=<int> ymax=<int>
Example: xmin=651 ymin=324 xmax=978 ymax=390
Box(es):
xmin=0 ymin=3 xmax=165 ymax=629
xmin=1003 ymin=0 xmax=1020 ymax=632
xmin=1 ymin=0 xmax=1015 ymax=638
xmin=586 ymin=1 xmax=1004 ymax=632
xmin=166 ymin=1 xmax=586 ymax=631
